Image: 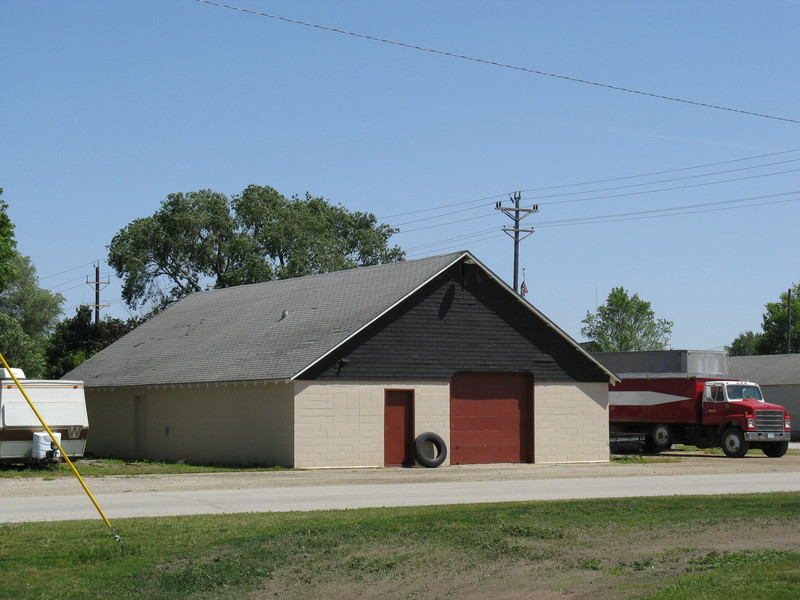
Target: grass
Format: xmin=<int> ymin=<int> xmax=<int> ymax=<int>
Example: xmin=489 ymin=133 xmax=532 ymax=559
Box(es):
xmin=611 ymin=445 xmax=800 ymax=461
xmin=1 ymin=493 xmax=798 ymax=599
xmin=0 ymin=458 xmax=290 ymax=478
xmin=675 ymin=445 xmax=800 ymax=457
xmin=651 ymin=550 xmax=800 ymax=599
xmin=611 ymin=454 xmax=682 ymax=463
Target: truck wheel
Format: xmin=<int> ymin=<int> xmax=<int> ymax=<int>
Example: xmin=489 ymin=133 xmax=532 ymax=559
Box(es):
xmin=651 ymin=424 xmax=672 ymax=452
xmin=721 ymin=428 xmax=749 ymax=458
xmin=762 ymin=442 xmax=788 ymax=458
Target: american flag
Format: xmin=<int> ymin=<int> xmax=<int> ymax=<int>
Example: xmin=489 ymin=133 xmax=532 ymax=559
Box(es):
xmin=520 ymin=281 xmax=528 ymax=297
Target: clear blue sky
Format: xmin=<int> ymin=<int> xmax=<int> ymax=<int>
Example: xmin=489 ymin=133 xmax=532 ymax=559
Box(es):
xmin=2 ymin=0 xmax=798 ymax=350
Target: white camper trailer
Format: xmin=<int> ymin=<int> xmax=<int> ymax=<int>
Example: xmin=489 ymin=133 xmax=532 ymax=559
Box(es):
xmin=0 ymin=368 xmax=89 ymax=464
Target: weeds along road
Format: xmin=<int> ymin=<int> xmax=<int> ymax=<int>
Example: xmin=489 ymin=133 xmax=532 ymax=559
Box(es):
xmin=2 ymin=452 xmax=800 ymax=523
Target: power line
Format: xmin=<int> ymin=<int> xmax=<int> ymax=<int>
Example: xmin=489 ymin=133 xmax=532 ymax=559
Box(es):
xmin=39 ymin=261 xmax=100 ymax=280
xmin=195 ymin=0 xmax=800 ymax=124
xmin=390 ymin=159 xmax=800 ymax=229
xmin=525 ymin=167 xmax=800 ymax=207
xmin=405 ymin=235 xmax=499 ymax=258
xmin=400 ymin=190 xmax=800 ymax=257
xmin=525 ymin=192 xmax=800 ymax=228
xmin=393 ymin=166 xmax=800 ymax=233
xmin=405 ymin=228 xmax=503 ymax=256
xmin=51 ymin=283 xmax=87 ymax=294
xmin=541 ymin=196 xmax=800 ymax=229
xmin=381 ymin=149 xmax=800 ymax=222
xmin=523 ymin=159 xmax=800 ymax=204
xmin=380 ymin=192 xmax=508 ymax=219
xmin=391 ymin=202 xmax=491 ymax=227
xmin=517 ymin=148 xmax=800 ymax=194
xmin=46 ymin=270 xmax=114 ymax=292
xmin=405 ymin=193 xmax=800 ymax=257
xmin=398 ymin=209 xmax=502 ymax=234
xmin=405 ymin=228 xmax=498 ymax=252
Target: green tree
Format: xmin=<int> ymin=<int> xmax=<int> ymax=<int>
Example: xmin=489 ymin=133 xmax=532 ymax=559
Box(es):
xmin=0 ymin=253 xmax=64 ymax=341
xmin=726 ymin=330 xmax=764 ymax=357
xmin=45 ymin=306 xmax=140 ymax=378
xmin=758 ymin=284 xmax=799 ymax=354
xmin=108 ymin=186 xmax=404 ymax=313
xmin=727 ymin=284 xmax=800 ymax=355
xmin=0 ymin=195 xmax=63 ymax=376
xmin=0 ymin=313 xmax=45 ymax=376
xmin=107 ymin=190 xmax=251 ymax=312
xmin=581 ymin=286 xmax=673 ymax=352
xmin=0 ymin=188 xmax=17 ymax=292
xmin=234 ymin=185 xmax=404 ymax=279
xmin=0 ymin=256 xmax=63 ymax=378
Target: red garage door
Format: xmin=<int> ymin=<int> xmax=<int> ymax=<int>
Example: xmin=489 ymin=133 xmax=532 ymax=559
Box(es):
xmin=450 ymin=373 xmax=532 ymax=464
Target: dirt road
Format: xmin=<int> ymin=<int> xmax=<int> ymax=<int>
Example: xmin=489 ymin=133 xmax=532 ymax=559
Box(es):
xmin=2 ymin=450 xmax=799 ymax=500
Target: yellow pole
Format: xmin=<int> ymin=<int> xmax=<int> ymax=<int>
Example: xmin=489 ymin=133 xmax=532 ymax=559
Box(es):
xmin=0 ymin=352 xmax=121 ymax=544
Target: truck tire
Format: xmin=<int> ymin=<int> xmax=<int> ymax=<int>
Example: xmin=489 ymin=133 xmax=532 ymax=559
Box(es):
xmin=414 ymin=432 xmax=447 ymax=468
xmin=651 ymin=424 xmax=673 ymax=452
xmin=762 ymin=442 xmax=788 ymax=458
xmin=721 ymin=428 xmax=749 ymax=458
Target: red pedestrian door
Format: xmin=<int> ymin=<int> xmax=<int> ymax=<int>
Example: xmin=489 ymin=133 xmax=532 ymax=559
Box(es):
xmin=450 ymin=372 xmax=532 ymax=464
xmin=384 ymin=390 xmax=414 ymax=466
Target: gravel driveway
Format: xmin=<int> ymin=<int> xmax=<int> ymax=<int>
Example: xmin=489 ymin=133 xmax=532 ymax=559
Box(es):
xmin=3 ymin=450 xmax=799 ymax=499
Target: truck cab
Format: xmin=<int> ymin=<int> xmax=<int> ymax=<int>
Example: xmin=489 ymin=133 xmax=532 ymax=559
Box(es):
xmin=702 ymin=380 xmax=764 ymax=424
xmin=701 ymin=380 xmax=791 ymax=457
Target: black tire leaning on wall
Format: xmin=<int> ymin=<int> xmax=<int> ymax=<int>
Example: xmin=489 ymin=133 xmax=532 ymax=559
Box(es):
xmin=414 ymin=432 xmax=447 ymax=468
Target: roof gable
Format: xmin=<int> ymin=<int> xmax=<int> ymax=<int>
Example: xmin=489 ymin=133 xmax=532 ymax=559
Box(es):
xmin=299 ymin=260 xmax=612 ymax=383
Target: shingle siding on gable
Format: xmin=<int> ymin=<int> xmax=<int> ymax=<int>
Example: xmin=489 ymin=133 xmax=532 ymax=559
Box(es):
xmin=301 ymin=263 xmax=606 ymax=383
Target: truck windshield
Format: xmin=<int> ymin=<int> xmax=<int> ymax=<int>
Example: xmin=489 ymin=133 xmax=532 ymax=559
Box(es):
xmin=726 ymin=385 xmax=763 ymax=401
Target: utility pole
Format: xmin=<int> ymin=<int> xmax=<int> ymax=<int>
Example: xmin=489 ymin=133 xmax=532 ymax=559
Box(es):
xmin=788 ymin=288 xmax=793 ymax=354
xmin=84 ymin=263 xmax=110 ymax=325
xmin=496 ymin=191 xmax=539 ymax=293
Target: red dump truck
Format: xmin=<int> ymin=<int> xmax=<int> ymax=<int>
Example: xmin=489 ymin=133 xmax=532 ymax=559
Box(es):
xmin=594 ymin=351 xmax=792 ymax=458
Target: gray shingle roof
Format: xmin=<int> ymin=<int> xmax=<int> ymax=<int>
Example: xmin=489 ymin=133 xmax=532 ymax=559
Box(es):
xmin=66 ymin=252 xmax=467 ymax=388
xmin=727 ymin=354 xmax=800 ymax=385
xmin=67 ymin=250 xmax=615 ymax=389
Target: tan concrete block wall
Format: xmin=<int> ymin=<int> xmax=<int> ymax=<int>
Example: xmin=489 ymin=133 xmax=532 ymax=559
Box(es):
xmin=85 ymin=382 xmax=294 ymax=466
xmin=87 ymin=379 xmax=609 ymax=467
xmin=293 ymin=381 xmax=450 ymax=468
xmin=534 ymin=382 xmax=609 ymax=464
xmin=85 ymin=390 xmax=136 ymax=457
